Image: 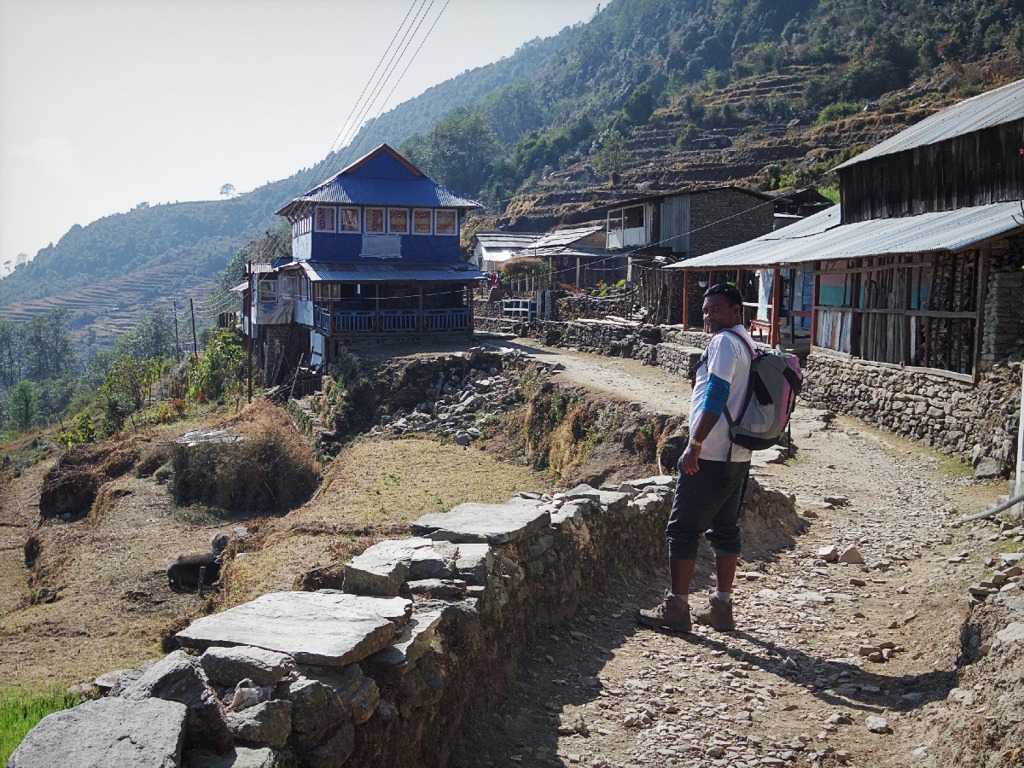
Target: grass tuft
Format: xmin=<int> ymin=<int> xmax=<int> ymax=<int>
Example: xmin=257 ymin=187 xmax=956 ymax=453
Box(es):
xmin=0 ymin=686 xmax=84 ymax=763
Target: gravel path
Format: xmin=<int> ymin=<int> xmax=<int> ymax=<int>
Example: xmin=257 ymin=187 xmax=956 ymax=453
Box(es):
xmin=461 ymin=339 xmax=1010 ymax=768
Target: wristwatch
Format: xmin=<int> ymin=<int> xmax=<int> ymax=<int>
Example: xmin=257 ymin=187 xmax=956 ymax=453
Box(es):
xmin=689 ymin=438 xmax=703 ymax=448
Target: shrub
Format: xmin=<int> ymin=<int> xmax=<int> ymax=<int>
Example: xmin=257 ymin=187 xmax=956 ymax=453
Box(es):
xmin=171 ymin=401 xmax=318 ymax=514
xmin=816 ymin=101 xmax=861 ymax=124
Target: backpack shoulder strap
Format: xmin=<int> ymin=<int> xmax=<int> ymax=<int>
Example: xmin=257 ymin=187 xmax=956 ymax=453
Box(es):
xmin=719 ymin=327 xmax=758 ymax=358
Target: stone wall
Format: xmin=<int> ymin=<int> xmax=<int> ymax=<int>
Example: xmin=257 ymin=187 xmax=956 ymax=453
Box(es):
xmin=801 ymin=353 xmax=1022 ymax=473
xmin=11 ymin=477 xmax=801 ymax=768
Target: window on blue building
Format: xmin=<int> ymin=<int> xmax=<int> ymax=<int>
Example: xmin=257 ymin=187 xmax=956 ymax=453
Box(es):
xmin=339 ymin=207 xmax=359 ymax=232
xmin=366 ymin=208 xmax=385 ymax=234
xmin=315 ymin=207 xmax=336 ymax=232
xmin=388 ymin=208 xmax=410 ymax=234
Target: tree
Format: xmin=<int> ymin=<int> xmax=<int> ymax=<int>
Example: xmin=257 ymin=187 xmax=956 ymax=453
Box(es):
xmin=399 ymin=107 xmax=500 ymax=197
xmin=116 ymin=307 xmax=176 ymax=361
xmin=220 ymin=183 xmax=236 ymax=198
xmin=8 ymin=380 xmax=38 ymax=431
xmin=19 ymin=309 xmax=77 ymax=383
xmin=0 ymin=319 xmax=22 ymax=388
xmin=103 ymin=356 xmax=163 ymax=413
xmin=591 ymin=130 xmax=627 ymax=179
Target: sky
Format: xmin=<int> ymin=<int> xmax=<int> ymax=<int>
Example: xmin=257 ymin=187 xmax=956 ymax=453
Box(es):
xmin=0 ymin=0 xmax=599 ymax=273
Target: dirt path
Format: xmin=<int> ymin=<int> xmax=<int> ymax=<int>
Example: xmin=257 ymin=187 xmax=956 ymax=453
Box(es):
xmin=461 ymin=338 xmax=1009 ymax=768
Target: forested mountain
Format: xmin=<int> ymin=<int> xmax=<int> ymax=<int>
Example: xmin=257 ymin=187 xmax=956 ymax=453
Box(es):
xmin=1 ymin=0 xmax=1021 ymax=348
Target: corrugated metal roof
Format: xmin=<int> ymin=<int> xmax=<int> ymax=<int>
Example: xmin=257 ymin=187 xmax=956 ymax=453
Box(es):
xmin=299 ymin=261 xmax=484 ymax=282
xmin=279 ymin=178 xmax=481 ymax=212
xmin=277 ymin=145 xmax=481 ymax=215
xmin=835 ymin=78 xmax=1024 ymax=170
xmin=476 ymin=232 xmax=546 ymax=249
xmin=669 ymin=201 xmax=1024 ymax=268
xmin=532 ymin=224 xmax=604 ymax=249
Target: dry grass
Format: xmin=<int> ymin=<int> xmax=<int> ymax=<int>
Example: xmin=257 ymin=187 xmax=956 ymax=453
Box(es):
xmin=219 ymin=436 xmax=551 ymax=605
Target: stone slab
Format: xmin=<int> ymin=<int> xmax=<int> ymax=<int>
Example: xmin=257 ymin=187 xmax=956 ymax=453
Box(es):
xmin=411 ymin=499 xmax=550 ymax=544
xmin=9 ymin=696 xmax=187 ymax=768
xmin=454 ymin=542 xmax=493 ymax=583
xmin=343 ymin=538 xmax=451 ymax=596
xmin=393 ymin=602 xmax=449 ymax=663
xmin=176 ymin=591 xmax=411 ymax=667
xmin=200 ymin=646 xmax=296 ymax=687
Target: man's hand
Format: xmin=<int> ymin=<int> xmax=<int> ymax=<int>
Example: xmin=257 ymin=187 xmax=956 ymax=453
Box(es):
xmin=679 ymin=443 xmax=701 ymax=475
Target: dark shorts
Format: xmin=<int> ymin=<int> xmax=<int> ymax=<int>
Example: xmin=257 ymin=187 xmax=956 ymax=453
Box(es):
xmin=666 ymin=459 xmax=750 ymax=561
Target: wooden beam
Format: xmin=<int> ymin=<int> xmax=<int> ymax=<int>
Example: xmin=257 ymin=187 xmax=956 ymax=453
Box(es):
xmin=809 ymin=261 xmax=820 ymax=353
xmin=682 ymin=270 xmax=689 ymax=330
xmin=770 ymin=267 xmax=782 ymax=347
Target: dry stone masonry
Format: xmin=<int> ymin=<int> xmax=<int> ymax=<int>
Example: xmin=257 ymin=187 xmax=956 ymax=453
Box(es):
xmin=11 ymin=475 xmax=799 ymax=768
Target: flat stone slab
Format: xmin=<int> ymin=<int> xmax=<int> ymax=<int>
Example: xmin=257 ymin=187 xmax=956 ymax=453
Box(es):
xmin=411 ymin=499 xmax=550 ymax=544
xmin=176 ymin=591 xmax=411 ymax=667
xmin=344 ymin=538 xmax=457 ymax=596
xmin=9 ymin=696 xmax=187 ymax=768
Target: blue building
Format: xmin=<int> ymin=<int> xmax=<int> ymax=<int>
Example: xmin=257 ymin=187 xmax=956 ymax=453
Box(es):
xmin=249 ymin=145 xmax=484 ymax=380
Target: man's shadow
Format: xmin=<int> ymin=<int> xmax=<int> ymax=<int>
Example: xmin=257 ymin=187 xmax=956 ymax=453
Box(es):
xmin=646 ymin=623 xmax=957 ymax=712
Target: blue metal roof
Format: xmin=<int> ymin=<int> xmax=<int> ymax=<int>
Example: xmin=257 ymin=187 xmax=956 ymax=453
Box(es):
xmin=667 ymin=201 xmax=1024 ymax=269
xmin=277 ymin=144 xmax=482 ymax=216
xmin=297 ymin=261 xmax=484 ymax=283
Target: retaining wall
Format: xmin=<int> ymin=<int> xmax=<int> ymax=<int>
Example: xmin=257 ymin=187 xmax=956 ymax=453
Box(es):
xmin=11 ymin=477 xmax=800 ymax=768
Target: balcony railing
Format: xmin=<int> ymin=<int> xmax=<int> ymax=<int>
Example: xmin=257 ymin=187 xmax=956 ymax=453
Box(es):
xmin=313 ymin=306 xmax=471 ymax=334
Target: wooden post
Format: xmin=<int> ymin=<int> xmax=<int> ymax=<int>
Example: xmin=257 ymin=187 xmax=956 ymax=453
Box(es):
xmin=173 ymin=301 xmax=181 ymax=361
xmin=246 ymin=262 xmax=253 ymax=403
xmin=189 ymin=299 xmax=198 ymax=359
xmin=1015 ymin=365 xmax=1024 ymax=517
xmin=682 ymin=270 xmax=689 ymax=330
xmin=770 ymin=267 xmax=782 ymax=347
xmin=809 ymin=261 xmax=820 ymax=353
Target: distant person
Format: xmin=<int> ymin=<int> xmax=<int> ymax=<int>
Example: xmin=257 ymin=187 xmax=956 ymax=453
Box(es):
xmin=638 ymin=283 xmax=754 ymax=634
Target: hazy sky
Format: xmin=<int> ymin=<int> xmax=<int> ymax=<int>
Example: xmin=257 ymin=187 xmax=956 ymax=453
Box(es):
xmin=0 ymin=0 xmax=598 ymax=271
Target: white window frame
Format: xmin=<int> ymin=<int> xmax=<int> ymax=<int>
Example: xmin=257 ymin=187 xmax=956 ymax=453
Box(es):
xmin=365 ymin=207 xmax=385 ymax=234
xmin=388 ymin=207 xmax=410 ymax=235
xmin=314 ymin=206 xmax=336 ymax=233
xmin=434 ymin=209 xmax=457 ymax=236
xmin=339 ymin=207 xmax=360 ymax=233
xmin=413 ymin=208 xmax=433 ymax=235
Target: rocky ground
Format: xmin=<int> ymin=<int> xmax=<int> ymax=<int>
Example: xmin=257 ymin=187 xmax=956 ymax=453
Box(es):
xmin=455 ymin=339 xmax=1022 ymax=768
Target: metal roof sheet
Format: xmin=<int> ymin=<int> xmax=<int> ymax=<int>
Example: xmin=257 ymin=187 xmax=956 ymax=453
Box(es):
xmin=835 ymin=78 xmax=1024 ymax=170
xmin=298 ymin=261 xmax=484 ymax=282
xmin=278 ymin=178 xmax=481 ymax=213
xmin=668 ymin=201 xmax=1024 ymax=269
xmin=277 ymin=145 xmax=482 ymax=215
xmin=532 ymin=224 xmax=604 ymax=249
xmin=475 ymin=232 xmax=546 ymax=249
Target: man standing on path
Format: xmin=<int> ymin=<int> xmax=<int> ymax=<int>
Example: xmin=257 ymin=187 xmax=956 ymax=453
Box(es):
xmin=638 ymin=283 xmax=755 ymax=633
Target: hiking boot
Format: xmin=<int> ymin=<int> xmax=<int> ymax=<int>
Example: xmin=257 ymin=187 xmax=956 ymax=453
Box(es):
xmin=694 ymin=594 xmax=736 ymax=631
xmin=637 ymin=591 xmax=691 ymax=632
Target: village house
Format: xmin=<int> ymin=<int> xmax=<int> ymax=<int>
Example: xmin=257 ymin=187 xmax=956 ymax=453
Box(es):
xmin=473 ymin=231 xmax=545 ymax=276
xmin=669 ymin=77 xmax=1024 ymax=474
xmin=600 ymin=186 xmax=775 ymax=324
xmin=243 ymin=145 xmax=484 ymax=384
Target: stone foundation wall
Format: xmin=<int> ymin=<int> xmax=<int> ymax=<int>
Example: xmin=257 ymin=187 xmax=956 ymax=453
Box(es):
xmin=801 ymin=353 xmax=1022 ymax=473
xmin=12 ymin=477 xmax=800 ymax=768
